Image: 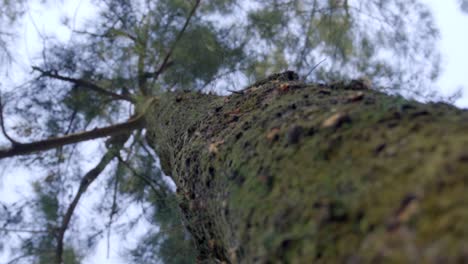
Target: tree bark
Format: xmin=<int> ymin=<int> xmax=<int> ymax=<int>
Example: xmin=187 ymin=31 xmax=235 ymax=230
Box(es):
xmin=145 ymin=74 xmax=468 ymax=263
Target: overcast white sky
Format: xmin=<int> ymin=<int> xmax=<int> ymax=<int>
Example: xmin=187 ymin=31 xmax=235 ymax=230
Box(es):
xmin=1 ymin=0 xmax=468 ymax=263
xmin=422 ymin=0 xmax=468 ymax=107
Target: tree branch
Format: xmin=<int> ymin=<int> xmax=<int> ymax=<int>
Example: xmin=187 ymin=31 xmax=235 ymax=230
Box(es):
xmin=0 ymin=227 xmax=49 ymax=234
xmin=117 ymin=155 xmax=164 ymax=195
xmin=6 ymin=253 xmax=34 ymax=264
xmin=0 ymin=96 xmax=158 ymax=160
xmin=136 ymin=26 xmax=149 ymax=95
xmin=141 ymin=61 xmax=174 ymax=80
xmin=32 ymin=66 xmax=135 ymax=103
xmin=304 ymin=58 xmax=327 ymax=80
xmin=106 ymin=162 xmax=121 ymax=258
xmin=0 ymin=115 xmax=142 ymax=159
xmin=0 ymin=94 xmax=20 ymax=145
xmin=55 ymin=134 xmax=128 ymax=264
xmin=152 ymin=0 xmax=201 ymax=80
xmin=73 ymin=28 xmax=137 ymax=42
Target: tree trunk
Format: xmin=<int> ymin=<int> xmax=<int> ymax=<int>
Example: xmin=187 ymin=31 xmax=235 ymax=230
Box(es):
xmin=145 ymin=73 xmax=468 ymax=263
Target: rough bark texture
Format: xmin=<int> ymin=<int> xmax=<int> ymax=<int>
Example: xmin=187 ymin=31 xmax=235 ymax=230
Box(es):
xmin=145 ymin=73 xmax=468 ymax=263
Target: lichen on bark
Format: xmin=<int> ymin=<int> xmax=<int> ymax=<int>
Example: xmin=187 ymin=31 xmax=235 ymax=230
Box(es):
xmin=145 ymin=74 xmax=468 ymax=263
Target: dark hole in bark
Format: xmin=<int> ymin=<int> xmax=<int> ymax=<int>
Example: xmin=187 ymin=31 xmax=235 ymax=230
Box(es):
xmin=287 ymin=125 xmax=303 ymax=145
xmin=209 ymin=166 xmax=215 ymax=178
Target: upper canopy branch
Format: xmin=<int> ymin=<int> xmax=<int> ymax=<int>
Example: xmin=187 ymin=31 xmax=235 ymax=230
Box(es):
xmin=152 ymin=0 xmax=201 ymax=81
xmin=32 ymin=66 xmax=135 ymax=103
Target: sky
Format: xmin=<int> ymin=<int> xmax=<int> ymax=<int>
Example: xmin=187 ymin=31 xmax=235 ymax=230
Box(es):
xmin=422 ymin=0 xmax=468 ymax=107
xmin=1 ymin=0 xmax=468 ymax=263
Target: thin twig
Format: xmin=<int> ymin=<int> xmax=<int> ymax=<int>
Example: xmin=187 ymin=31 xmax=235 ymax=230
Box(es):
xmin=55 ymin=135 xmax=128 ymax=264
xmin=117 ymin=155 xmax=164 ymax=197
xmin=74 ymin=29 xmax=137 ymax=42
xmin=5 ymin=253 xmax=33 ymax=264
xmin=304 ymin=58 xmax=326 ymax=80
xmin=32 ymin=66 xmax=135 ymax=103
xmin=152 ymin=0 xmax=201 ymax=80
xmin=0 ymin=227 xmax=49 ymax=234
xmin=64 ymin=109 xmax=78 ymax=135
xmin=0 ymin=94 xmax=20 ymax=145
xmin=106 ymin=164 xmax=120 ymax=258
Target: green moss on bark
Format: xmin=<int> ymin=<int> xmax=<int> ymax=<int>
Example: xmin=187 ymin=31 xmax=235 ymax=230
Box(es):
xmin=145 ymin=76 xmax=468 ymax=263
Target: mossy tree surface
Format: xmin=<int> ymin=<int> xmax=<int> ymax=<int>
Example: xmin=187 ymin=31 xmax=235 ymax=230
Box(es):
xmin=146 ymin=73 xmax=468 ymax=263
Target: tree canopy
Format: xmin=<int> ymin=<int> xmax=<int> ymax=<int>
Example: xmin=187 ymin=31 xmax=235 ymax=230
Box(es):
xmin=0 ymin=0 xmax=451 ymax=263
xmin=0 ymin=0 xmax=27 ymax=63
